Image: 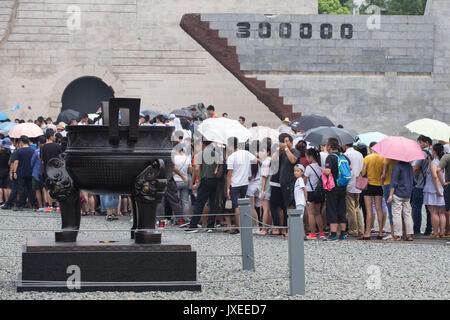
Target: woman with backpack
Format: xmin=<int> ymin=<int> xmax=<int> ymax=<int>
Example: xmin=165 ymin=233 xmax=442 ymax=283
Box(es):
xmin=424 ymin=144 xmax=446 ymax=238
xmin=304 ymin=148 xmax=325 ymax=239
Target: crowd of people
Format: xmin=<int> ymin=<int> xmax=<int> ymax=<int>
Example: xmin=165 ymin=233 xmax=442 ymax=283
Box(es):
xmin=1 ymin=105 xmax=449 ymax=243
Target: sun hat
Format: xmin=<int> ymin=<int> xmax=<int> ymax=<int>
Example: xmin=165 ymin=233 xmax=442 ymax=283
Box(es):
xmin=282 ymin=117 xmax=290 ymax=124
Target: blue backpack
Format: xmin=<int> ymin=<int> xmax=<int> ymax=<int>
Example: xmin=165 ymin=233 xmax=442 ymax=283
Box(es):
xmin=332 ymin=153 xmax=351 ymax=187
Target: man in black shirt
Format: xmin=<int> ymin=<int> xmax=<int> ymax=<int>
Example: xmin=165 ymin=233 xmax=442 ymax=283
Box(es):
xmin=13 ymin=136 xmax=37 ymax=210
xmin=323 ymin=138 xmax=351 ymax=242
xmin=278 ymin=133 xmax=300 ymax=237
xmin=40 ymin=130 xmax=62 ymax=211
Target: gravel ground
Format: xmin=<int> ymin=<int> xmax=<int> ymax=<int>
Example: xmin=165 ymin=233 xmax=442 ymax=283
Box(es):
xmin=0 ymin=210 xmax=448 ymax=300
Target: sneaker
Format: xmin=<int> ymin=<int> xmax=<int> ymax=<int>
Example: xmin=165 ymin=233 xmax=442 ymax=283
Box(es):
xmin=185 ymin=228 xmax=199 ymax=234
xmin=305 ymin=233 xmax=317 ymax=240
xmin=158 ymin=220 xmax=165 ymax=229
xmin=339 ymin=234 xmax=347 ymax=241
xmin=323 ymin=235 xmax=339 ymax=242
xmin=252 ymin=228 xmax=260 ymax=234
xmin=318 ymin=232 xmax=326 ymax=239
xmin=383 ymin=234 xmax=393 ymax=240
xmin=230 ymin=229 xmax=240 ymax=235
xmin=179 ymin=222 xmax=189 ymax=228
xmin=38 ymin=207 xmax=46 ymax=212
xmin=1 ymin=205 xmax=11 ymax=210
xmin=178 ymin=218 xmax=185 ymax=226
xmin=12 ymin=206 xmax=23 ymax=211
xmin=206 ymin=228 xmax=214 ymax=233
xmin=44 ymin=207 xmax=54 ymax=213
xmin=55 ymin=207 xmax=61 ymax=213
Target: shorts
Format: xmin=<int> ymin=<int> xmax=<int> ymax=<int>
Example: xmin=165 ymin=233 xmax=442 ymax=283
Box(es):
xmin=246 ymin=181 xmax=261 ymax=198
xmin=444 ymin=185 xmax=450 ymax=211
xmin=326 ymin=186 xmax=347 ymax=224
xmin=281 ymin=182 xmax=296 ymax=208
xmin=32 ymin=177 xmax=43 ymax=191
xmin=263 ymin=189 xmax=271 ymax=201
xmin=364 ymin=184 xmax=384 ymax=197
xmin=307 ymin=191 xmax=324 ymax=204
xmin=230 ymin=185 xmax=248 ymax=209
xmin=0 ymin=174 xmax=8 ymax=189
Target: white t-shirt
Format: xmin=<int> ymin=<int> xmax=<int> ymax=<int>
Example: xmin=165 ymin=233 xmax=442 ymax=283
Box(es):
xmin=227 ymin=150 xmax=256 ymax=187
xmin=294 ymin=177 xmax=307 ymax=207
xmin=444 ymin=144 xmax=450 ymax=154
xmin=344 ymin=147 xmax=364 ymax=194
xmin=320 ymin=152 xmax=328 ymax=170
xmin=173 ymin=154 xmax=191 ymax=183
xmin=304 ymin=163 xmax=321 ymax=192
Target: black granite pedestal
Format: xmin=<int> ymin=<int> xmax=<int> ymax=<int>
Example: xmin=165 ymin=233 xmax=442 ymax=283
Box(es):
xmin=17 ymin=237 xmax=201 ymax=292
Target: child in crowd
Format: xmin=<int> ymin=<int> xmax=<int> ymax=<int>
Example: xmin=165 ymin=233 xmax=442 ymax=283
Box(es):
xmin=294 ymin=164 xmax=307 ymax=212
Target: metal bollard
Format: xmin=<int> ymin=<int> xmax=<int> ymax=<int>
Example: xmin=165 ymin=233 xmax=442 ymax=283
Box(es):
xmin=238 ymin=198 xmax=255 ymax=271
xmin=288 ymin=208 xmax=306 ymax=296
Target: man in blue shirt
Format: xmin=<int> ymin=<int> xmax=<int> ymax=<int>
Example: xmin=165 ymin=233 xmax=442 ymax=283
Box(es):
xmin=12 ymin=136 xmax=37 ymax=211
xmin=387 ymin=161 xmax=415 ymax=241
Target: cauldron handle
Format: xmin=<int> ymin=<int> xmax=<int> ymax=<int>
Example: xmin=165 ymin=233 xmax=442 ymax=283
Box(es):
xmin=108 ymin=98 xmax=141 ymax=145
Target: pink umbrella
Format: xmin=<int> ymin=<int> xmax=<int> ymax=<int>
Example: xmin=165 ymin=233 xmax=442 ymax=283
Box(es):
xmin=8 ymin=123 xmax=44 ymax=138
xmin=372 ymin=136 xmax=425 ymax=162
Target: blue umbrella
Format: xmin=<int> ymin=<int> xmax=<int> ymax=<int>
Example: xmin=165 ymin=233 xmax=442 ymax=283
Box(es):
xmin=0 ymin=112 xmax=8 ymax=121
xmin=0 ymin=122 xmax=17 ymax=132
xmin=356 ymin=132 xmax=387 ymax=146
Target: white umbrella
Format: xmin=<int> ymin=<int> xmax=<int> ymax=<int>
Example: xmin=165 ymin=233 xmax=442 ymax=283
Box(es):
xmin=405 ymin=118 xmax=450 ymax=141
xmin=196 ymin=118 xmax=250 ymax=145
xmin=8 ymin=123 xmax=44 ymax=138
xmin=249 ymin=126 xmax=279 ymax=142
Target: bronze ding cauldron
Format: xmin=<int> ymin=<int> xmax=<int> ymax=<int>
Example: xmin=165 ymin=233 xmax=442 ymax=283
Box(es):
xmin=45 ymin=98 xmax=174 ymax=244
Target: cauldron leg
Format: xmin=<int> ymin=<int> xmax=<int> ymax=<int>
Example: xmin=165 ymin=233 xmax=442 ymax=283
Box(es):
xmin=55 ymin=191 xmax=81 ymax=242
xmin=130 ymin=195 xmax=137 ymax=239
xmin=134 ymin=198 xmax=161 ymax=244
xmin=45 ymin=158 xmax=81 ymax=243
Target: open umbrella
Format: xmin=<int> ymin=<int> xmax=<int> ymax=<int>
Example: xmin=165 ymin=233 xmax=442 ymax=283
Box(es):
xmin=57 ymin=109 xmax=80 ymax=124
xmin=357 ymin=132 xmax=387 ymax=146
xmin=0 ymin=112 xmax=8 ymax=121
xmin=0 ymin=122 xmax=17 ymax=132
xmin=196 ymin=118 xmax=250 ymax=145
xmin=405 ymin=118 xmax=450 ymax=141
xmin=289 ymin=115 xmax=335 ymax=132
xmin=303 ymin=126 xmax=357 ymax=146
xmin=8 ymin=123 xmax=44 ymax=138
xmin=249 ymin=126 xmax=279 ymax=142
xmin=170 ymin=109 xmax=192 ymax=119
xmin=372 ymin=136 xmax=425 ymax=162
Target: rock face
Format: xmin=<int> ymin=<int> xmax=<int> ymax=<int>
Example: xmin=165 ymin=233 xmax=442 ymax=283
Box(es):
xmin=182 ymin=0 xmax=450 ymax=136
xmin=0 ymin=0 xmax=316 ymax=127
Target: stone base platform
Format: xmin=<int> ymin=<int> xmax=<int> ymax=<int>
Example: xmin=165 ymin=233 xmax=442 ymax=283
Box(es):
xmin=17 ymin=237 xmax=201 ymax=292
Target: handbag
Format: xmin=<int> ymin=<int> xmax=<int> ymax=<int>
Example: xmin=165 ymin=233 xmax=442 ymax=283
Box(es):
xmin=355 ymin=175 xmax=369 ymax=191
xmin=308 ymin=165 xmax=325 ymax=202
xmin=322 ymin=172 xmax=335 ymax=191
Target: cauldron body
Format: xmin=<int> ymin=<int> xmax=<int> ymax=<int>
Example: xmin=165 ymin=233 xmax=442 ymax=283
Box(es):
xmin=45 ymin=98 xmax=175 ymax=244
xmin=65 ymin=125 xmax=174 ymax=194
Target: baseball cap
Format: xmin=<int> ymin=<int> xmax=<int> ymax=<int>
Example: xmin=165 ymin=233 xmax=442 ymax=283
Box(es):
xmin=294 ymin=164 xmax=305 ymax=171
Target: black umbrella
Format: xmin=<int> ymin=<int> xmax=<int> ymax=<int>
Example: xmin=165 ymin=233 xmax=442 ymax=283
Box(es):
xmin=289 ymin=115 xmax=335 ymax=132
xmin=56 ymin=109 xmax=80 ymax=124
xmin=170 ymin=109 xmax=192 ymax=119
xmin=303 ymin=126 xmax=357 ymax=146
